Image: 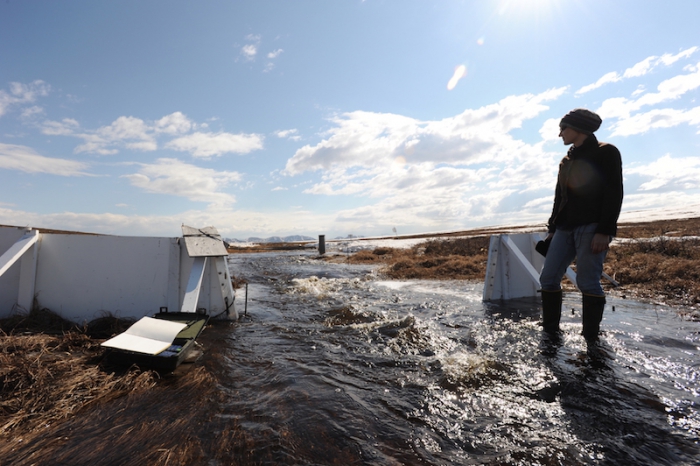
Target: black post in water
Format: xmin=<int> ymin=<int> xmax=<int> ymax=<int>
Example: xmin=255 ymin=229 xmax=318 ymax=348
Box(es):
xmin=318 ymin=234 xmax=326 ymax=255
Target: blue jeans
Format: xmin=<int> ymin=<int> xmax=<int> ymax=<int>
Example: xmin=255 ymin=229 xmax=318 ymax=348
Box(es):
xmin=539 ymin=224 xmax=608 ymax=296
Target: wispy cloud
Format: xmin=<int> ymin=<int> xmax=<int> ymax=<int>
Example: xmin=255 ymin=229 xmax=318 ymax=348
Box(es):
xmin=627 ymin=154 xmax=700 ymax=191
xmin=0 ymin=81 xmax=51 ymax=118
xmin=0 ymin=143 xmax=91 ymax=176
xmin=599 ymin=61 xmax=700 ymax=136
xmin=166 ymin=131 xmax=264 ymax=158
xmin=576 ymin=46 xmax=698 ymax=94
xmin=274 ymin=128 xmax=300 ymax=141
xmin=122 ymin=158 xmax=242 ymax=206
xmin=267 ymin=49 xmax=283 ymax=59
xmin=39 ymin=112 xmax=263 ymax=157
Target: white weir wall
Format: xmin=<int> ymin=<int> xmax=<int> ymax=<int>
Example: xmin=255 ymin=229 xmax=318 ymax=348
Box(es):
xmin=0 ymin=226 xmax=233 ymax=323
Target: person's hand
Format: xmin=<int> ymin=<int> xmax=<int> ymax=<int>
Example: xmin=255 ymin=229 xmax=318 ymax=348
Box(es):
xmin=545 ymin=232 xmax=554 ymax=241
xmin=591 ymin=233 xmax=610 ymax=254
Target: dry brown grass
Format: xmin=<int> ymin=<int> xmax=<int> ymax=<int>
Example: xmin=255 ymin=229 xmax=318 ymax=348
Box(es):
xmin=347 ymin=237 xmax=490 ymax=280
xmin=0 ymin=308 xmax=229 ymax=465
xmin=0 ymin=325 xmax=158 ymax=437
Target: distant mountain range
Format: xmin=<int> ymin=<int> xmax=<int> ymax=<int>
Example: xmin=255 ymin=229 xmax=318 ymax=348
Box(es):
xmin=225 ymin=235 xmax=315 ymax=244
xmin=225 ymin=234 xmax=364 ymax=244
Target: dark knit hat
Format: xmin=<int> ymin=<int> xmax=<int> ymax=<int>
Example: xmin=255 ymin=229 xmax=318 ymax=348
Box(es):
xmin=560 ymin=108 xmax=602 ymax=134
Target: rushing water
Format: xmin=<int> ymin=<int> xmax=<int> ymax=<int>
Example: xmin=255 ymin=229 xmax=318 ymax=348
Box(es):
xmin=196 ymin=250 xmax=700 ymax=465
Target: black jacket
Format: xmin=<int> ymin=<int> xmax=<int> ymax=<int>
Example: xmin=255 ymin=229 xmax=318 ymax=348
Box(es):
xmin=547 ymin=134 xmax=623 ymax=236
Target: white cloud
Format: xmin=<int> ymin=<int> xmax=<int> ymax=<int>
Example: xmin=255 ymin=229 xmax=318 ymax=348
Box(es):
xmin=0 ymin=143 xmax=91 ymax=176
xmin=274 ymin=128 xmax=300 ymax=140
xmin=0 ymin=80 xmax=50 ymax=117
xmin=627 ymin=154 xmax=700 ymax=191
xmin=122 ymin=158 xmax=241 ymax=206
xmin=608 ymin=106 xmax=700 ymax=137
xmin=240 ymin=35 xmax=261 ymax=61
xmin=657 ymin=46 xmax=699 ymax=66
xmin=38 ymin=112 xmax=263 ymax=157
xmin=280 ymin=88 xmax=567 ymax=232
xmin=267 ymin=49 xmax=283 ymax=59
xmin=284 ymin=87 xmax=566 ymax=175
xmin=595 ymin=61 xmax=700 ymax=136
xmin=21 ymin=106 xmax=45 ymax=120
xmin=539 ymin=118 xmax=561 ymax=142
xmin=41 ymin=118 xmax=80 ymax=136
xmin=41 ymin=115 xmax=156 ymax=155
xmin=0 ymin=204 xmax=339 ymax=239
xmin=155 ymin=112 xmax=193 ymax=135
xmin=576 ymin=46 xmax=698 ymax=94
xmin=241 ymin=44 xmax=258 ymax=60
xmin=576 ymin=71 xmax=622 ymax=95
xmin=166 ymin=131 xmax=264 ymax=158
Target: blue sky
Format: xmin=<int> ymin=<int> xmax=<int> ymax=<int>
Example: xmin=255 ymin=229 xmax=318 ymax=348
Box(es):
xmin=1 ymin=1 xmax=699 ymax=239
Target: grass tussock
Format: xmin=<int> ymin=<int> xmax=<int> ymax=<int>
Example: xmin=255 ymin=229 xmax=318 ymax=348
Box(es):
xmin=347 ymin=236 xmax=490 ymax=280
xmin=606 ymin=236 xmax=700 ymax=306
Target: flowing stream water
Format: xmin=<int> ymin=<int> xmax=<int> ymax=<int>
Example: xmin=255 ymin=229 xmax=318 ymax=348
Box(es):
xmin=4 ymin=249 xmax=699 ymax=465
xmin=197 ymin=250 xmax=700 ymax=465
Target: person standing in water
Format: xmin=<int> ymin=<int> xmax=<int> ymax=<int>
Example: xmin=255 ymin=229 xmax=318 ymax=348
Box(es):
xmin=539 ymin=108 xmax=623 ymax=342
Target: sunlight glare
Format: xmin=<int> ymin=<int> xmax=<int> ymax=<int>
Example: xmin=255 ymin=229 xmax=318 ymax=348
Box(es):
xmin=447 ymin=65 xmax=467 ymax=91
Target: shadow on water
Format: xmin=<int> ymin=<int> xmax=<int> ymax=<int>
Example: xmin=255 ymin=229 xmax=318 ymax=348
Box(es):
xmin=4 ymin=251 xmax=698 ymax=465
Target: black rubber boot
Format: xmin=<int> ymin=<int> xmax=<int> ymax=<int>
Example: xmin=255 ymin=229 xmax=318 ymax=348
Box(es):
xmin=582 ymin=294 xmax=605 ymax=342
xmin=541 ymin=289 xmax=562 ymax=334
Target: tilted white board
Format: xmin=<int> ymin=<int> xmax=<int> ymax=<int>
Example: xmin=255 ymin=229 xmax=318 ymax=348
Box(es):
xmin=0 ymin=229 xmax=39 ymax=277
xmin=182 ymin=225 xmax=228 ymax=257
xmin=101 ymin=317 xmax=187 ymax=355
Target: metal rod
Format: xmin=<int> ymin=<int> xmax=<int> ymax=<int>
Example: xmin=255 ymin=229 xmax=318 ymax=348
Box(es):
xmin=318 ymin=234 xmax=326 ymax=255
xmin=244 ymin=282 xmax=248 ymax=316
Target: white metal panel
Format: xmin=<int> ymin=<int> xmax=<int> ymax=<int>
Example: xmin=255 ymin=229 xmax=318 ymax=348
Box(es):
xmin=0 ymin=224 xmax=237 ymax=322
xmin=17 ymin=234 xmax=40 ymax=311
xmin=482 ymin=235 xmax=501 ymax=301
xmin=31 ymin=234 xmax=178 ymax=322
xmin=214 ymin=256 xmax=236 ymax=318
xmin=483 ymin=233 xmax=546 ymax=301
xmin=166 ymin=238 xmax=181 ymax=313
xmin=181 ymin=256 xmax=207 ymax=313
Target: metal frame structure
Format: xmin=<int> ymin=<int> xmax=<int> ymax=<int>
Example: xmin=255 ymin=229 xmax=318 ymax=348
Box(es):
xmin=0 ymin=225 xmax=236 ymax=322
